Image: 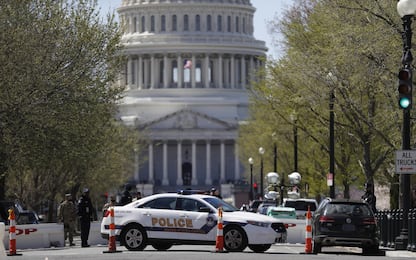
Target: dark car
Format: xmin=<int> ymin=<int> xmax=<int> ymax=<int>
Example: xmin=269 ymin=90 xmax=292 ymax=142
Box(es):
xmin=312 ymin=198 xmax=379 ymax=255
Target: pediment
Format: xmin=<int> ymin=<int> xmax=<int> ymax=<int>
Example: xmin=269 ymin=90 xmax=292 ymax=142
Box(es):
xmin=141 ymin=109 xmax=235 ymax=130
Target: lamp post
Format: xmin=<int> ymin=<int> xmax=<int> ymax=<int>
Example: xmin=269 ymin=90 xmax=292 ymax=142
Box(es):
xmin=290 ymin=114 xmax=298 ymax=172
xmin=326 ymin=72 xmax=336 ymax=199
xmin=395 ymin=0 xmax=415 ymax=250
xmin=248 ymin=157 xmax=254 ymax=201
xmin=259 ymin=147 xmax=265 ymax=199
xmin=272 ymin=132 xmax=277 ymax=173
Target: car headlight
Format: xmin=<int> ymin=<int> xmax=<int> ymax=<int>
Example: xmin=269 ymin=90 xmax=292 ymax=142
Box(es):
xmin=247 ymin=220 xmax=269 ymax=228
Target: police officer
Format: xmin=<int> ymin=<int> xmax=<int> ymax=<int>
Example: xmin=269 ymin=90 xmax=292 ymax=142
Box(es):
xmin=77 ymin=188 xmax=94 ymax=247
xmin=58 ymin=193 xmax=77 ymax=246
xmin=120 ymin=184 xmax=132 ymax=206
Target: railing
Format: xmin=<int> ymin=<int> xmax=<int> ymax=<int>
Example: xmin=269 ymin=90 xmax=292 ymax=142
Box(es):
xmin=375 ymin=208 xmax=416 ymax=252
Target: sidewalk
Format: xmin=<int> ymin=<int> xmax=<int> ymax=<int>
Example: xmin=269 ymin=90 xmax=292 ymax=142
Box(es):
xmin=382 ymin=247 xmax=416 ymax=258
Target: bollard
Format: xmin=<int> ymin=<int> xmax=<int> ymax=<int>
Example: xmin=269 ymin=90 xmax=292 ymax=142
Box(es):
xmin=387 ymin=211 xmax=392 ymax=248
xmin=411 ymin=208 xmax=416 ymax=252
xmin=407 ymin=208 xmax=413 ymax=251
xmin=213 ymin=207 xmax=227 ymax=253
xmin=304 ymin=206 xmax=312 ymax=254
xmin=103 ymin=207 xmax=121 ymax=254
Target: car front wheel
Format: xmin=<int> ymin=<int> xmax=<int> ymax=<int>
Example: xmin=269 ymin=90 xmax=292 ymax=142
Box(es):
xmin=121 ymin=224 xmax=147 ymax=251
xmin=223 ymin=226 xmax=247 ymax=252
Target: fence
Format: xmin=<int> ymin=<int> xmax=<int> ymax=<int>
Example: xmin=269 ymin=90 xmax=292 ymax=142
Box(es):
xmin=375 ymin=208 xmax=416 ymax=252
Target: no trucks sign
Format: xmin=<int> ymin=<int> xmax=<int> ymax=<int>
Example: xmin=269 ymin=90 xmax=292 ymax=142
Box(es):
xmin=395 ymin=150 xmax=416 ymax=174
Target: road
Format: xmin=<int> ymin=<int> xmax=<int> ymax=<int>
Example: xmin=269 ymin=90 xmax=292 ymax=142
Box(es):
xmin=4 ymin=243 xmax=415 ymax=260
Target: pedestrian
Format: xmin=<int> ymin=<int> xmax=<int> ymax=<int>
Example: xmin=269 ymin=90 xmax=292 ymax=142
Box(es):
xmin=77 ymin=188 xmax=94 ymax=247
xmin=210 ymin=187 xmax=222 ymax=199
xmin=361 ymin=182 xmax=377 ymax=213
xmin=119 ymin=184 xmax=132 ymax=205
xmin=133 ymin=191 xmax=142 ymax=201
xmin=102 ymin=195 xmax=116 ymax=216
xmin=57 ymin=193 xmax=77 ymax=246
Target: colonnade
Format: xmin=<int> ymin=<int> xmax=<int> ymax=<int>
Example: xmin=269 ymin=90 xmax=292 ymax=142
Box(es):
xmin=122 ymin=53 xmax=261 ymax=90
xmin=135 ymin=139 xmax=241 ymax=187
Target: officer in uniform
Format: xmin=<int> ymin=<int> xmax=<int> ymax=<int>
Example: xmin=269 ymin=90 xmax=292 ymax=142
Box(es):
xmin=58 ymin=193 xmax=77 ymax=246
xmin=77 ymin=188 xmax=94 ymax=247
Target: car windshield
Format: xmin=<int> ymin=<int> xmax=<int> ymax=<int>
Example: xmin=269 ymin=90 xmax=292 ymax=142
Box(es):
xmin=203 ymin=197 xmax=238 ymax=212
xmin=325 ymin=203 xmax=372 ymax=216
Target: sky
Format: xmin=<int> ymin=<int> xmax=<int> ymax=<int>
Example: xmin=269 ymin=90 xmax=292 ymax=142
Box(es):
xmin=96 ymin=0 xmax=295 ymax=58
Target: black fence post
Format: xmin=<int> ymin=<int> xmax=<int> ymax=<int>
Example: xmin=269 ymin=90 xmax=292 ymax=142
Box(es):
xmin=411 ymin=208 xmax=416 ymax=252
xmin=387 ymin=210 xmax=393 ymax=248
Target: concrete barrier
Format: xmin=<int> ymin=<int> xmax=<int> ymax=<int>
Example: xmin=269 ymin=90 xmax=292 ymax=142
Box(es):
xmin=275 ymin=218 xmax=306 ymax=244
xmin=3 ymin=223 xmax=64 ymax=249
xmin=89 ymin=222 xmax=107 ymax=246
xmin=0 ymin=222 xmax=5 ymax=257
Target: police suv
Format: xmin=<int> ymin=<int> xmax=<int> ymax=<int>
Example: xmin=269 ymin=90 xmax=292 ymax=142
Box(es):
xmin=101 ymin=192 xmax=286 ymax=252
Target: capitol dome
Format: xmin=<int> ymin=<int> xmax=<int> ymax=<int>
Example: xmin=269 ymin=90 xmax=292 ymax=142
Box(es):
xmin=116 ymin=0 xmax=267 ymax=196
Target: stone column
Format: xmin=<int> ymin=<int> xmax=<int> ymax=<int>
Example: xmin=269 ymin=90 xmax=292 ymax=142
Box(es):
xmin=138 ymin=56 xmax=143 ymax=89
xmin=191 ymin=140 xmax=197 ymax=185
xmin=148 ymin=142 xmax=154 ymax=183
xmin=241 ymin=55 xmax=246 ymax=89
xmin=234 ymin=142 xmax=240 ymax=181
xmin=178 ymin=55 xmax=183 ymax=88
xmin=163 ymin=54 xmax=169 ymax=88
xmin=230 ymin=54 xmax=235 ymax=88
xmin=162 ymin=141 xmax=169 ymax=185
xmin=191 ymin=54 xmax=196 ymax=88
xmin=220 ymin=140 xmax=225 ymax=183
xmin=150 ymin=55 xmax=155 ymax=89
xmin=205 ymin=140 xmax=212 ymax=185
xmin=204 ymin=54 xmax=210 ymax=88
xmin=177 ymin=141 xmax=183 ymax=185
xmin=218 ymin=55 xmax=223 ymax=88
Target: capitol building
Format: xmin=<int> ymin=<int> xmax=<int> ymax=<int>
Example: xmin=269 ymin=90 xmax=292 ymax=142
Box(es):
xmin=115 ymin=0 xmax=267 ymax=198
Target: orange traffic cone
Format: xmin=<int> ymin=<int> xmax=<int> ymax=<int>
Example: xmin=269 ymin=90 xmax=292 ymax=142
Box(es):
xmin=103 ymin=207 xmax=121 ymax=254
xmin=7 ymin=208 xmax=19 ymax=256
xmin=213 ymin=207 xmax=227 ymax=253
xmin=304 ymin=206 xmax=312 ymax=254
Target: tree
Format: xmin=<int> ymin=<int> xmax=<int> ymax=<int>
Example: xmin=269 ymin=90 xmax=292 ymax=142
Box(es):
xmin=0 ymin=0 xmax=142 ymax=218
xmin=241 ymin=0 xmax=407 ymax=206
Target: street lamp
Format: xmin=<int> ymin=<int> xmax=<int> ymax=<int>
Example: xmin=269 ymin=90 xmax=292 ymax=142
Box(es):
xmin=248 ymin=157 xmax=254 ymax=201
xmin=395 ymin=0 xmax=416 ymax=250
xmin=272 ymin=132 xmax=278 ymax=173
xmin=327 ymin=72 xmax=336 ymax=199
xmin=290 ymin=114 xmax=298 ymax=172
xmin=259 ymin=147 xmax=265 ymax=199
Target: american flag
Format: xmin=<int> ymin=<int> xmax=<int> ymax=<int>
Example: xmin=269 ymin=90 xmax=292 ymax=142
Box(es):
xmin=184 ymin=59 xmax=192 ymax=69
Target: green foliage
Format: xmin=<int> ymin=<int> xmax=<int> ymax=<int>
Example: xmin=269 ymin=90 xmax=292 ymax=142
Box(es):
xmin=0 ymin=0 xmax=142 ymax=215
xmin=240 ymin=0 xmax=408 ymax=203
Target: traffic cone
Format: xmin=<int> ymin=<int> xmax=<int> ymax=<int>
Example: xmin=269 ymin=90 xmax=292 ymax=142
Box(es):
xmin=7 ymin=208 xmax=21 ymax=256
xmin=304 ymin=206 xmax=313 ymax=254
xmin=103 ymin=207 xmax=121 ymax=254
xmin=213 ymin=207 xmax=227 ymax=253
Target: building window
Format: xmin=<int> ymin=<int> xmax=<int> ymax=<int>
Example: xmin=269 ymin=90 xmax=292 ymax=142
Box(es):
xmin=184 ymin=15 xmax=189 ymax=31
xmin=141 ymin=16 xmax=145 ymax=32
xmin=133 ymin=17 xmax=137 ymax=33
xmin=236 ymin=17 xmax=239 ymax=33
xmin=172 ymin=15 xmax=177 ymax=31
xmin=227 ymin=16 xmax=231 ymax=32
xmin=243 ymin=17 xmax=246 ymax=33
xmin=196 ymin=15 xmax=200 ymax=31
xmin=217 ymin=15 xmax=222 ymax=32
xmin=150 ymin=15 xmax=155 ymax=32
xmin=161 ymin=15 xmax=166 ymax=32
xmin=207 ymin=15 xmax=212 ymax=31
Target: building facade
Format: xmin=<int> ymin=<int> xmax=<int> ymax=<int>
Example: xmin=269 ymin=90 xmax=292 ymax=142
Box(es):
xmin=116 ymin=0 xmax=266 ymax=196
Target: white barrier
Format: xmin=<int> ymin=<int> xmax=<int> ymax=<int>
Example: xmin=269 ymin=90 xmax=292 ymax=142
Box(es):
xmin=89 ymin=222 xmax=107 ymax=246
xmin=0 ymin=222 xmax=5 ymax=256
xmin=1 ymin=221 xmax=107 ymax=250
xmin=3 ymin=223 xmax=64 ymax=249
xmin=275 ymin=218 xmax=306 ymax=244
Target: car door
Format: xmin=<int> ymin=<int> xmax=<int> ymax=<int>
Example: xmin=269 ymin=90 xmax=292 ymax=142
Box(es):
xmin=139 ymin=196 xmax=179 ymax=239
xmin=174 ymin=197 xmax=217 ymax=241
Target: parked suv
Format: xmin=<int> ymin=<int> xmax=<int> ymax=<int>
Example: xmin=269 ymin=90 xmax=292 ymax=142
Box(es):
xmin=312 ymin=198 xmax=379 ymax=255
xmin=282 ymin=198 xmax=318 ymax=219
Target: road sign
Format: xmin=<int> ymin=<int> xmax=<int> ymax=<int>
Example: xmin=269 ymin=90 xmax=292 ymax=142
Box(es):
xmin=395 ymin=150 xmax=416 ymax=173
